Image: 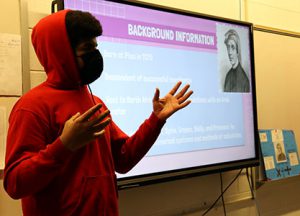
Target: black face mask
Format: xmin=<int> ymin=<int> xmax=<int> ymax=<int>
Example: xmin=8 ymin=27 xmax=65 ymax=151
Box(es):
xmin=78 ymin=49 xmax=103 ymax=85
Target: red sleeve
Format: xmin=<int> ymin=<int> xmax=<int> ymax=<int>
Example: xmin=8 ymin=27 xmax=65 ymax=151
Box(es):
xmin=3 ymin=109 xmax=72 ymax=199
xmin=110 ymin=112 xmax=165 ymax=174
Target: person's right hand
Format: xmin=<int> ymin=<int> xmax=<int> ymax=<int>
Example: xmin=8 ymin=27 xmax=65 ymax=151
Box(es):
xmin=60 ymin=104 xmax=111 ymax=151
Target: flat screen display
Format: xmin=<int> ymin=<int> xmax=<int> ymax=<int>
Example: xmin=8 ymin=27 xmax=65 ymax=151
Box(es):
xmin=62 ymin=0 xmax=259 ymax=187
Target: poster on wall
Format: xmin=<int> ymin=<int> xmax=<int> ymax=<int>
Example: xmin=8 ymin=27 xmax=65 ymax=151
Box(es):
xmin=259 ymin=129 xmax=300 ymax=181
xmin=0 ymin=33 xmax=22 ymax=96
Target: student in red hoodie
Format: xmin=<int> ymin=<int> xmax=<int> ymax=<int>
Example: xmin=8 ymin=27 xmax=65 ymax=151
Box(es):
xmin=3 ymin=10 xmax=192 ymax=216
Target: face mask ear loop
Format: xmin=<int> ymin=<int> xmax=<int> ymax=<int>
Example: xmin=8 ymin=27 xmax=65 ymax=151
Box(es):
xmin=88 ymin=84 xmax=97 ymax=105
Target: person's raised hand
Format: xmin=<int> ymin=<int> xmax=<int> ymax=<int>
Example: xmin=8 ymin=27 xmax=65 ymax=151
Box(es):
xmin=152 ymin=81 xmax=193 ymax=120
xmin=60 ymin=104 xmax=111 ymax=151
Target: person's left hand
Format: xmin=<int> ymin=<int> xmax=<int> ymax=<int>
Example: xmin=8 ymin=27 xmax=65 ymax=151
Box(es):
xmin=153 ymin=81 xmax=193 ymax=120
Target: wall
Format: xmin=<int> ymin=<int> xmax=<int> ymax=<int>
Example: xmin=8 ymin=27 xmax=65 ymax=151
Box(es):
xmin=1 ymin=0 xmax=300 ymax=215
xmin=0 ymin=0 xmax=22 ymax=215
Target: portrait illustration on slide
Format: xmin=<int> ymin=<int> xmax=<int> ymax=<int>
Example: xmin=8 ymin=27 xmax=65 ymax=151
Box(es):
xmin=217 ymin=25 xmax=251 ymax=93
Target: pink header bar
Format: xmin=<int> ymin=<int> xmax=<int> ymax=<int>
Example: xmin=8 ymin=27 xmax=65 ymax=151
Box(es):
xmin=97 ymin=15 xmax=217 ymax=50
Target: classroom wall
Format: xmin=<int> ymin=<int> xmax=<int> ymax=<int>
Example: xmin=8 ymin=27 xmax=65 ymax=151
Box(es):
xmin=1 ymin=0 xmax=300 ymax=215
xmin=0 ymin=0 xmax=23 ymax=215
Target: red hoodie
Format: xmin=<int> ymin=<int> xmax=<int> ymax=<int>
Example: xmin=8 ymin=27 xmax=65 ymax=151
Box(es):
xmin=4 ymin=10 xmax=165 ymax=216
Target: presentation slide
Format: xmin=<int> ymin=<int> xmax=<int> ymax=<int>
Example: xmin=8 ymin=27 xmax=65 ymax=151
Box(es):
xmin=65 ymin=0 xmax=257 ymax=180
